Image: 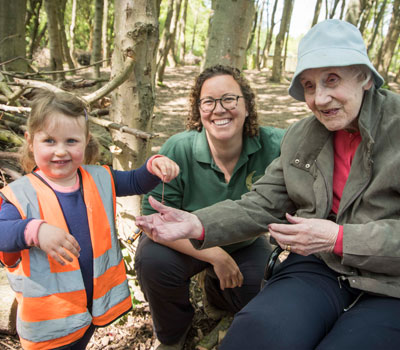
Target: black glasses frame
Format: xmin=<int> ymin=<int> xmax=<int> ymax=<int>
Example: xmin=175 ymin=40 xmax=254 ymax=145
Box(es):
xmin=198 ymin=94 xmax=244 ymax=113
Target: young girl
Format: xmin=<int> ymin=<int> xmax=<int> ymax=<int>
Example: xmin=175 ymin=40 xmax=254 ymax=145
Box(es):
xmin=0 ymin=90 xmax=179 ymax=350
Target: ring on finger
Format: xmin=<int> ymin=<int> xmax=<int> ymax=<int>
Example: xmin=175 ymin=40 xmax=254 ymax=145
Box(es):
xmin=285 ymin=244 xmax=291 ymax=252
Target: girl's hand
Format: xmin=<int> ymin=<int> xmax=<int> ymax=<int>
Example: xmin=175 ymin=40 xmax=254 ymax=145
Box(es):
xmin=268 ymin=213 xmax=339 ymax=256
xmin=151 ymin=156 xmax=180 ymax=182
xmin=37 ymin=223 xmax=81 ymax=265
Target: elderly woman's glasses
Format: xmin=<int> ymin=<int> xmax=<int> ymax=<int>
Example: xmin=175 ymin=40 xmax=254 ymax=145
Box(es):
xmin=198 ymin=94 xmax=243 ymax=113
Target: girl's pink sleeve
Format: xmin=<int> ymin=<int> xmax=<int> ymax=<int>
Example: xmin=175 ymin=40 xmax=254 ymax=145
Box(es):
xmin=24 ymin=219 xmax=45 ymax=247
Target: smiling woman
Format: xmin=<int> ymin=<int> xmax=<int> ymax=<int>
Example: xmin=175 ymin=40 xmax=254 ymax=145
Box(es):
xmin=134 ymin=64 xmax=285 ymax=349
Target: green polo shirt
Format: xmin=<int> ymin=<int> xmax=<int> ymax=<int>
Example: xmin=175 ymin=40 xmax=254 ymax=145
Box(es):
xmin=142 ymin=126 xmax=285 ymax=253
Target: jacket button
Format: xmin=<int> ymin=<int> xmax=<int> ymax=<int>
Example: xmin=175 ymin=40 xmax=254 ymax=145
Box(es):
xmin=305 ymin=163 xmax=310 ymax=168
xmin=295 ymin=159 xmax=300 ymax=164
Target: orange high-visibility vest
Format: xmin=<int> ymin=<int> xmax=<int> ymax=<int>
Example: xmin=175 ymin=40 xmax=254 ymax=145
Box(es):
xmin=0 ymin=165 xmax=132 ymax=350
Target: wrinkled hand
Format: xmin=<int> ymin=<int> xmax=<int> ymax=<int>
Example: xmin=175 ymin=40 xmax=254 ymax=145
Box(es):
xmin=268 ymin=213 xmax=339 ymax=255
xmin=38 ymin=223 xmax=81 ymax=265
xmin=136 ymin=196 xmax=203 ymax=243
xmin=151 ymin=156 xmax=180 ymax=182
xmin=210 ymin=248 xmax=243 ymax=290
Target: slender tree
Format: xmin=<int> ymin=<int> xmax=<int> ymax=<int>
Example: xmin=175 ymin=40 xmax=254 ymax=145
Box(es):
xmin=311 ymin=0 xmax=322 ymax=27
xmin=367 ymin=0 xmax=388 ymax=54
xmin=58 ymin=0 xmax=74 ymax=69
xmin=102 ymin=0 xmax=110 ymax=67
xmin=375 ymin=0 xmax=400 ymax=81
xmin=261 ymin=0 xmax=278 ymax=68
xmin=44 ymin=0 xmax=64 ymax=79
xmin=271 ymin=0 xmax=293 ymax=82
xmin=178 ymin=0 xmax=188 ymax=64
xmin=69 ymin=0 xmax=77 ymax=66
xmin=91 ymin=0 xmax=104 ymax=78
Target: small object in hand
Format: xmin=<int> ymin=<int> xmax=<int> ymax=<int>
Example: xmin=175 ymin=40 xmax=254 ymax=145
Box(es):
xmin=126 ymin=227 xmax=142 ymax=244
xmin=285 ymin=244 xmax=291 ymax=252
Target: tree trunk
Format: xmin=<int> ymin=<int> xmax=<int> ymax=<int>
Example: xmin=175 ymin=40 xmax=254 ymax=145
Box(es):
xmin=345 ymin=0 xmax=361 ymax=26
xmin=190 ymin=3 xmax=200 ymax=54
xmin=0 ymin=0 xmax=28 ymax=72
xmin=69 ymin=0 xmax=78 ymax=66
xmin=329 ymin=0 xmax=340 ymax=18
xmin=167 ymin=0 xmax=183 ymax=68
xmin=58 ymin=0 xmax=74 ymax=69
xmin=204 ymin=0 xmax=256 ymax=69
xmin=271 ymin=0 xmax=293 ymax=82
xmin=91 ymin=0 xmax=104 ymax=78
xmin=358 ymin=0 xmax=374 ymax=35
xmin=376 ymin=0 xmax=400 ymax=81
xmin=26 ymin=0 xmax=43 ymax=59
xmin=178 ymin=0 xmax=188 ymax=64
xmin=102 ymin=0 xmax=110 ymax=67
xmin=110 ymin=0 xmax=160 ymax=228
xmin=44 ymin=0 xmax=64 ymax=79
xmin=255 ymin=0 xmax=266 ymax=70
xmin=311 ymin=0 xmax=322 ymax=27
xmin=261 ymin=0 xmax=278 ymax=68
xmin=157 ymin=0 xmax=174 ymax=68
xmin=367 ymin=0 xmax=388 ymax=54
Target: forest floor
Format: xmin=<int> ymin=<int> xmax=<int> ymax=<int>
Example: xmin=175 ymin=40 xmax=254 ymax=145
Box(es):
xmin=1 ymin=65 xmax=399 ymax=350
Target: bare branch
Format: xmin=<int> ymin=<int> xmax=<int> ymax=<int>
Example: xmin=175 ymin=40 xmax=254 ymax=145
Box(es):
xmin=82 ymin=56 xmax=135 ymax=105
xmin=89 ymin=115 xmax=155 ymax=140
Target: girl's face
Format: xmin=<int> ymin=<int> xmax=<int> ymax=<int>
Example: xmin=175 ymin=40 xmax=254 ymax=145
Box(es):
xmin=199 ymin=74 xmax=247 ymax=144
xmin=26 ymin=112 xmax=88 ymax=186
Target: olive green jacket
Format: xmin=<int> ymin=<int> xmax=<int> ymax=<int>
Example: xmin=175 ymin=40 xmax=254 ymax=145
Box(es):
xmin=193 ymin=86 xmax=400 ymax=298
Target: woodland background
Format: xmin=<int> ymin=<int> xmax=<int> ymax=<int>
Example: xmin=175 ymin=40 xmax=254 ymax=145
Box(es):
xmin=0 ymin=0 xmax=400 ymax=349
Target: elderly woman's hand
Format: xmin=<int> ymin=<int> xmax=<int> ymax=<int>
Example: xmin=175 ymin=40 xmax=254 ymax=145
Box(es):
xmin=268 ymin=213 xmax=339 ymax=255
xmin=136 ymin=196 xmax=204 ymax=243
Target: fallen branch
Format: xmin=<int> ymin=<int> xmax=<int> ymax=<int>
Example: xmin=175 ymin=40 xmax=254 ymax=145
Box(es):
xmin=0 ymin=129 xmax=24 ymax=146
xmin=89 ymin=115 xmax=155 ymax=140
xmin=0 ymin=166 xmax=22 ymax=181
xmin=13 ymin=78 xmax=64 ymax=93
xmin=0 ymin=104 xmax=30 ymax=114
xmin=0 ymin=151 xmax=21 ymax=160
xmin=83 ymin=56 xmax=135 ymax=105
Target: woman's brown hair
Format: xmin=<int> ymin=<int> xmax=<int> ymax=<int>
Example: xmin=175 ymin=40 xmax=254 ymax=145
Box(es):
xmin=186 ymin=64 xmax=259 ymax=137
xmin=20 ymin=89 xmax=99 ymax=173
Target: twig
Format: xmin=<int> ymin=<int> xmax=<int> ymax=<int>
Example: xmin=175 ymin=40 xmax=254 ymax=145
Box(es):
xmin=83 ymin=56 xmax=135 ymax=104
xmin=12 ymin=78 xmax=64 ymax=93
xmin=0 ymin=340 xmax=18 ymax=350
xmin=0 ymin=58 xmax=110 ymax=78
xmin=0 ymin=104 xmax=30 ymax=113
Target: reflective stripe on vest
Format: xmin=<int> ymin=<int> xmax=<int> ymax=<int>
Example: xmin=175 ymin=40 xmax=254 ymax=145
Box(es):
xmin=0 ymin=166 xmax=131 ymax=349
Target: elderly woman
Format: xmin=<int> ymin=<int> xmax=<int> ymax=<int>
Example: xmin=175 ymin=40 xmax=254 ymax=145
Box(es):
xmin=136 ymin=19 xmax=400 ymax=349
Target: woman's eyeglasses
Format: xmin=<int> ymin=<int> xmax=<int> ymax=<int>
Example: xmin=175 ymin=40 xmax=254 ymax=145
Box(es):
xmin=198 ymin=94 xmax=243 ymax=113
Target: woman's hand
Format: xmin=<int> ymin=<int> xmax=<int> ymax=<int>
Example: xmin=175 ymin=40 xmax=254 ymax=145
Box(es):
xmin=210 ymin=248 xmax=243 ymax=290
xmin=151 ymin=156 xmax=180 ymax=182
xmin=37 ymin=223 xmax=81 ymax=265
xmin=136 ymin=196 xmax=204 ymax=243
xmin=268 ymin=213 xmax=339 ymax=255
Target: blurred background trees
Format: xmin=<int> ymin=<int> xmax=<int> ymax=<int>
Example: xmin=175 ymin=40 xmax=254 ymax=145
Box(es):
xmin=0 ymin=0 xmax=399 ymax=182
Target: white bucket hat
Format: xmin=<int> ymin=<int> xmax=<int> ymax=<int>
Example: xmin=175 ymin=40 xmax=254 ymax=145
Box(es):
xmin=288 ymin=19 xmax=384 ymax=102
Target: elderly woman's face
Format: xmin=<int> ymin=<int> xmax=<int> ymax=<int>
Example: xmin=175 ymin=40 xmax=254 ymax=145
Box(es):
xmin=300 ymin=66 xmax=372 ymax=131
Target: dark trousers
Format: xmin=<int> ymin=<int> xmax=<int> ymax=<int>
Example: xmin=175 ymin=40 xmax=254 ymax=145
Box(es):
xmin=220 ymin=253 xmax=400 ymax=350
xmin=134 ymin=234 xmax=272 ymax=345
